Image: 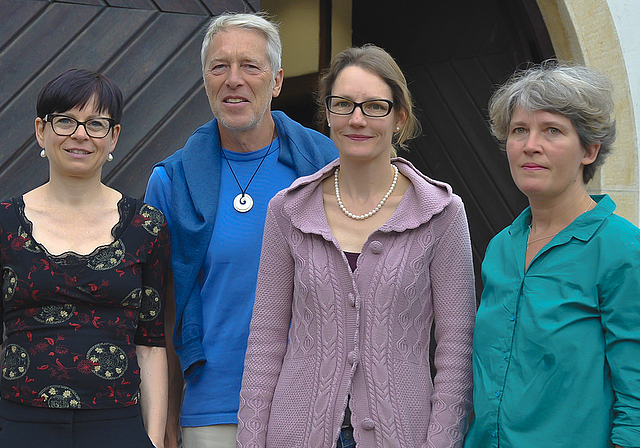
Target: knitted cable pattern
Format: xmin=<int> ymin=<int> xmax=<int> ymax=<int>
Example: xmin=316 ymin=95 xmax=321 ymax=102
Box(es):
xmin=237 ymin=158 xmax=475 ymax=448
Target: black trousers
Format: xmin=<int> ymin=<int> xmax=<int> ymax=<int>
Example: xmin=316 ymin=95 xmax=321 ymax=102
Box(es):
xmin=0 ymin=400 xmax=155 ymax=448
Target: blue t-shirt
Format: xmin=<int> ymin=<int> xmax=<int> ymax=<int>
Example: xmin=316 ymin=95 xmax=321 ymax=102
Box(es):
xmin=146 ymin=139 xmax=298 ymax=426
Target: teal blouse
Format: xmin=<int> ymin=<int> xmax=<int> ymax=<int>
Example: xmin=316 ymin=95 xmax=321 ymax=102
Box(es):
xmin=465 ymin=195 xmax=640 ymax=448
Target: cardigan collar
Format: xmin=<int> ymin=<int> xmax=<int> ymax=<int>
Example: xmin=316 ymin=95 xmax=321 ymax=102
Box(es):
xmin=282 ymin=157 xmax=454 ymax=238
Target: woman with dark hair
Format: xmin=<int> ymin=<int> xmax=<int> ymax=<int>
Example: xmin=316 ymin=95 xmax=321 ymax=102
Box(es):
xmin=0 ymin=68 xmax=169 ymax=448
xmin=464 ymin=62 xmax=640 ymax=448
xmin=236 ymin=45 xmax=476 ymax=448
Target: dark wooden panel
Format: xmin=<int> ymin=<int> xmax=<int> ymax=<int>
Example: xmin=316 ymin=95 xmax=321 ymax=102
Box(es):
xmin=107 ymin=86 xmax=213 ymax=198
xmin=152 ymin=0 xmax=209 ymax=14
xmin=411 ymin=66 xmax=508 ymax=213
xmin=449 ymin=1 xmax=513 ymax=59
xmin=58 ymin=0 xmax=105 ymax=5
xmin=272 ymin=73 xmax=319 ymax=129
xmin=102 ymin=12 xmax=207 ymax=98
xmin=0 ymin=1 xmax=47 ymax=49
xmin=106 ymin=0 xmax=157 ymax=8
xmin=104 ymin=0 xmax=258 ymax=13
xmin=2 ymin=143 xmax=48 ymax=198
xmin=401 ymin=66 xmax=504 ymax=278
xmin=102 ymin=22 xmax=210 ymax=178
xmin=498 ymin=0 xmax=554 ymax=61
xmin=441 ymin=60 xmax=525 ymax=216
xmin=201 ymin=0 xmax=259 ymax=14
xmin=0 ymin=6 xmax=155 ymax=192
xmin=0 ymin=2 xmax=100 ymax=109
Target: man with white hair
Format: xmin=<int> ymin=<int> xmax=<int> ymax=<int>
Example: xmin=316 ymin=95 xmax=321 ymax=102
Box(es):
xmin=145 ymin=12 xmax=337 ymax=448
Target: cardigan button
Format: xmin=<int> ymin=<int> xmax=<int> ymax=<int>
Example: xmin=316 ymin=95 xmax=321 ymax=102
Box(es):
xmin=348 ymin=293 xmax=356 ymax=306
xmin=361 ymin=418 xmax=376 ymax=430
xmin=348 ymin=350 xmax=358 ymax=364
xmin=369 ymin=241 xmax=383 ymax=254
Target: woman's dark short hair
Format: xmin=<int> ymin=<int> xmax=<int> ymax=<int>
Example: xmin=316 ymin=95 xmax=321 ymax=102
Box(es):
xmin=316 ymin=44 xmax=421 ymax=156
xmin=488 ymin=60 xmax=616 ymax=183
xmin=36 ymin=68 xmax=123 ymax=124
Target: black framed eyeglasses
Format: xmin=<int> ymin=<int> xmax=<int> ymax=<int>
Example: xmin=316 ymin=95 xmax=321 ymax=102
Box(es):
xmin=44 ymin=114 xmax=116 ymax=139
xmin=325 ymin=95 xmax=394 ymax=118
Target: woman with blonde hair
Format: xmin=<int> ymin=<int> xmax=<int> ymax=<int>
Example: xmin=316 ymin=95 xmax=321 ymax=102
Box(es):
xmin=237 ymin=45 xmax=476 ymax=448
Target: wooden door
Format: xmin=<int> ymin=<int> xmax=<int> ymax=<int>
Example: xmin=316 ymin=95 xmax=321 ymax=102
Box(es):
xmin=0 ymin=0 xmax=257 ymax=199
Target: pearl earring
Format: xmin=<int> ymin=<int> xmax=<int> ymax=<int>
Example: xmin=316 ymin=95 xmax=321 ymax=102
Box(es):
xmin=40 ymin=149 xmax=46 ymax=158
xmin=328 ymin=122 xmax=331 ymax=128
xmin=107 ymin=153 xmax=114 ymax=162
xmin=396 ymin=126 xmax=400 ymax=131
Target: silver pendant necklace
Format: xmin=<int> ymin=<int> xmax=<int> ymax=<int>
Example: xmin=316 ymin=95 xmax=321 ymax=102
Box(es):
xmin=221 ymin=130 xmax=277 ymax=213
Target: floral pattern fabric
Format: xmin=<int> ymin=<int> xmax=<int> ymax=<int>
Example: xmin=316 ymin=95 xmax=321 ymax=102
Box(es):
xmin=0 ymin=196 xmax=169 ymax=409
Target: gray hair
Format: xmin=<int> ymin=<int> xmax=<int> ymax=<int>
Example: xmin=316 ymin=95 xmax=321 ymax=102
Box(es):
xmin=200 ymin=12 xmax=282 ymax=79
xmin=488 ymin=60 xmax=616 ymax=183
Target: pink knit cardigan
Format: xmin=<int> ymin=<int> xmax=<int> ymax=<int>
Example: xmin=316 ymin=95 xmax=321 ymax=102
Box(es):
xmin=237 ymin=158 xmax=475 ymax=448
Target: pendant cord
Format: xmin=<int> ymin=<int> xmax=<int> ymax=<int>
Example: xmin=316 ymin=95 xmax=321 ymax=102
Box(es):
xmin=220 ymin=129 xmax=277 ymax=201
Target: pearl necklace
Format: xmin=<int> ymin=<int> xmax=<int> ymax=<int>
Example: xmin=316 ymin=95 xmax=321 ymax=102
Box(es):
xmin=334 ymin=164 xmax=399 ymax=220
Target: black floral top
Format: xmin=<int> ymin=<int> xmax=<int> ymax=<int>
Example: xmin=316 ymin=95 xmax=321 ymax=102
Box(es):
xmin=0 ymin=196 xmax=169 ymax=409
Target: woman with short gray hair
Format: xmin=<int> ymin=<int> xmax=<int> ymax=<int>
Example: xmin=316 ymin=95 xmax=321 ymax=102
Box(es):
xmin=488 ymin=62 xmax=616 ymax=183
xmin=464 ymin=61 xmax=640 ymax=448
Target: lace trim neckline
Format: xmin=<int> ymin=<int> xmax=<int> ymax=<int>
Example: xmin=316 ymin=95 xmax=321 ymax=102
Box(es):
xmin=13 ymin=195 xmax=134 ymax=262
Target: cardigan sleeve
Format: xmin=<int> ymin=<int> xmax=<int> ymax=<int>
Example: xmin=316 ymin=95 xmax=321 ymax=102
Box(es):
xmin=426 ymin=198 xmax=476 ymax=447
xmin=237 ymin=200 xmax=296 ymax=447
